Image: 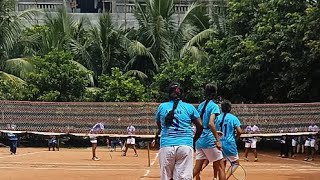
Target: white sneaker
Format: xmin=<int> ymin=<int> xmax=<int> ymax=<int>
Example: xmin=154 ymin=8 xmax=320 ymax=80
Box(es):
xmin=92 ymin=157 xmax=100 ymax=161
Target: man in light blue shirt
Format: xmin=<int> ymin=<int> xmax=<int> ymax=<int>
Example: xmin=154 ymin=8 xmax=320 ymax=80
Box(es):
xmin=152 ymin=82 xmax=203 ymax=180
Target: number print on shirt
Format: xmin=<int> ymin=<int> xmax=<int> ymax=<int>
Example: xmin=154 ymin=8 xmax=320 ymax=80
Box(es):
xmin=223 ymin=124 xmax=227 ymax=137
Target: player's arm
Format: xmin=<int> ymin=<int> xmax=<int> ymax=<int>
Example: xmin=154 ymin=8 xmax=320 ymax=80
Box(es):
xmin=209 ymin=114 xmax=221 ymax=150
xmin=193 ymin=117 xmax=203 ymax=145
xmin=151 ymin=121 xmax=161 ymax=147
xmin=235 ymin=127 xmax=242 ymax=140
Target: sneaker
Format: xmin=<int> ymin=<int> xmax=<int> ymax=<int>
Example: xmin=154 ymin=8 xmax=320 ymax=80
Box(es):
xmin=303 ymin=158 xmax=309 ymax=161
xmin=121 ymin=153 xmax=126 ymax=156
xmin=254 ymin=158 xmax=258 ymax=162
xmin=92 ymin=157 xmax=100 ymax=161
xmin=244 ymin=157 xmax=249 ymax=162
xmin=134 ymin=154 xmax=138 ymax=157
xmin=308 ymin=158 xmax=314 ymax=161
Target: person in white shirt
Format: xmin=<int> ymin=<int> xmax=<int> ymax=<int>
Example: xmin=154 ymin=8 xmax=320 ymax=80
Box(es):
xmin=122 ymin=124 xmax=138 ymax=157
xmin=305 ymin=124 xmax=319 ymax=161
xmin=89 ymin=123 xmax=104 ymax=161
xmin=244 ymin=125 xmax=259 ymax=162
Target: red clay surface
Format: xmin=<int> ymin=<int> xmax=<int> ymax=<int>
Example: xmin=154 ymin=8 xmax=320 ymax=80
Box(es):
xmin=0 ymin=147 xmax=319 ymax=180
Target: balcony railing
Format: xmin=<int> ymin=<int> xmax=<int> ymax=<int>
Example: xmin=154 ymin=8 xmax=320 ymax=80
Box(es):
xmin=16 ymin=1 xmax=227 ymax=14
xmin=17 ymin=2 xmax=63 ymax=11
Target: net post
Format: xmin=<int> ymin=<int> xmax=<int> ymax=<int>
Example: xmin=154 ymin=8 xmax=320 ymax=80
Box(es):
xmin=147 ymin=142 xmax=151 ymax=167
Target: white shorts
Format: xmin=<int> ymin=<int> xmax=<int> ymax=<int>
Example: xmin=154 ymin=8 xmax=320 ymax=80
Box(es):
xmin=90 ymin=140 xmax=97 ymax=144
xmin=305 ymin=140 xmax=311 ymax=147
xmin=90 ymin=136 xmax=97 ymax=144
xmin=245 ymin=138 xmax=257 ymax=149
xmin=310 ymin=139 xmax=316 ymax=148
xmin=159 ymin=146 xmax=193 ymax=180
xmin=224 ymin=154 xmax=239 ymax=162
xmin=292 ymin=139 xmax=297 ymax=147
xmin=126 ymin=137 xmax=136 ymax=145
xmin=196 ymin=148 xmax=223 ymax=162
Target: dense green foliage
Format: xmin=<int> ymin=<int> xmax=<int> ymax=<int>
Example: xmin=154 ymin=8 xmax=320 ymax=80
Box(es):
xmin=24 ymin=50 xmax=89 ymax=101
xmin=98 ymin=68 xmax=145 ymax=102
xmin=0 ymin=0 xmax=319 ymax=103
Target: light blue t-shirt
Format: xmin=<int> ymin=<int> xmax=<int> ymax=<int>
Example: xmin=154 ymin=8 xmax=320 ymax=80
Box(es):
xmin=215 ymin=113 xmax=241 ymax=156
xmin=195 ymin=100 xmax=220 ymax=149
xmin=155 ymin=100 xmax=200 ymax=148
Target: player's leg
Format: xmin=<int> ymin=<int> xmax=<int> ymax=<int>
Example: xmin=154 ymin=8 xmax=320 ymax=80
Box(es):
xmin=213 ymin=165 xmax=218 ymax=180
xmin=11 ymin=140 xmax=17 ymax=154
xmin=48 ymin=142 xmax=51 ymax=151
xmin=213 ymin=159 xmax=226 ymax=180
xmin=159 ymin=146 xmax=176 ymax=180
xmin=193 ymin=149 xmax=206 ymax=178
xmin=304 ymin=140 xmax=311 ymax=161
xmin=310 ymin=139 xmax=315 ymax=161
xmin=131 ymin=138 xmax=138 ymax=156
xmin=244 ymin=141 xmax=251 ymax=161
xmin=174 ymin=146 xmax=193 ymax=180
xmin=122 ymin=138 xmax=130 ymax=156
xmin=204 ymin=148 xmax=226 ymax=180
xmin=251 ymin=140 xmax=258 ymax=161
xmin=91 ymin=142 xmax=99 ymax=160
xmin=132 ymin=145 xmax=138 ymax=157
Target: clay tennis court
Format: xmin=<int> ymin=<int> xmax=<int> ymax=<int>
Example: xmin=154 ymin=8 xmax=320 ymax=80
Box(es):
xmin=0 ymin=147 xmax=319 ymax=180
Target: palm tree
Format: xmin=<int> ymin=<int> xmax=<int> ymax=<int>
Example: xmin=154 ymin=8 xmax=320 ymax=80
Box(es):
xmin=1 ymin=2 xmax=95 ymax=87
xmin=0 ymin=0 xmax=41 ymax=86
xmin=124 ymin=0 xmax=216 ymax=78
xmin=71 ymin=13 xmax=129 ymax=76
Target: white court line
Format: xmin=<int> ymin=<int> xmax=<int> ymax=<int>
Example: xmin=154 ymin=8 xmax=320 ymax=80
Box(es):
xmin=0 ymin=166 xmax=143 ymax=171
xmin=0 ymin=151 xmax=46 ymax=159
xmin=248 ymin=168 xmax=320 ymax=171
xmin=259 ymin=153 xmax=319 ymax=166
xmin=150 ymin=153 xmax=159 ymax=166
xmin=142 ymin=152 xmax=159 ymax=179
xmin=143 ymin=170 xmax=150 ymax=177
xmin=3 ymin=162 xmax=141 ymax=166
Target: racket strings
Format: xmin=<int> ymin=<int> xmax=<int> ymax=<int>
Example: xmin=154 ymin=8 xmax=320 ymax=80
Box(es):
xmin=231 ymin=164 xmax=246 ymax=180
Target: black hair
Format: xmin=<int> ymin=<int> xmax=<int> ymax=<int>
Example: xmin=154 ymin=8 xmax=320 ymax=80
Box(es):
xmin=221 ymin=100 xmax=231 ymax=113
xmin=220 ymin=100 xmax=232 ymax=130
xmin=167 ymin=82 xmax=182 ymax=100
xmin=165 ymin=99 xmax=179 ymax=127
xmin=204 ymin=83 xmax=217 ymax=99
xmin=165 ymin=82 xmax=181 ymax=127
xmin=200 ymin=83 xmax=218 ymax=119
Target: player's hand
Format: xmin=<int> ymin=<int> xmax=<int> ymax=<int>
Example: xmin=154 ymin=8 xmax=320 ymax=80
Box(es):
xmin=151 ymin=139 xmax=156 ymax=147
xmin=216 ymin=141 xmax=222 ymax=151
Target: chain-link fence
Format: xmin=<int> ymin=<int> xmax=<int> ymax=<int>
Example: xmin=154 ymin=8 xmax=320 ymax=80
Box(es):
xmin=1 ymin=101 xmax=319 ymax=134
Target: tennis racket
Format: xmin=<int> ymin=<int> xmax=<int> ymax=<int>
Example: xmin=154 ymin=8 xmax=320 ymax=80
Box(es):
xmin=222 ymin=151 xmax=246 ymax=180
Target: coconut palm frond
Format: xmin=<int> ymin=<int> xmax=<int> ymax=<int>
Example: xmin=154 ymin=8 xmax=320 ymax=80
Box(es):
xmin=3 ymin=58 xmax=34 ymax=79
xmin=0 ymin=71 xmax=27 ymax=85
xmin=124 ymin=70 xmax=148 ymax=80
xmin=70 ymin=60 xmax=95 ymax=86
xmin=180 ymin=28 xmax=216 ymax=57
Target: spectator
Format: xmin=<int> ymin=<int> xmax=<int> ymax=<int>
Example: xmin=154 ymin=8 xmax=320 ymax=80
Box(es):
xmin=48 ymin=135 xmax=59 ymax=151
xmin=110 ymin=137 xmax=124 ymax=152
xmin=97 ymin=0 xmax=103 ymax=13
xmin=70 ymin=0 xmax=77 ymax=13
xmin=291 ymin=136 xmax=297 ymax=157
xmin=8 ymin=133 xmax=18 ymax=155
